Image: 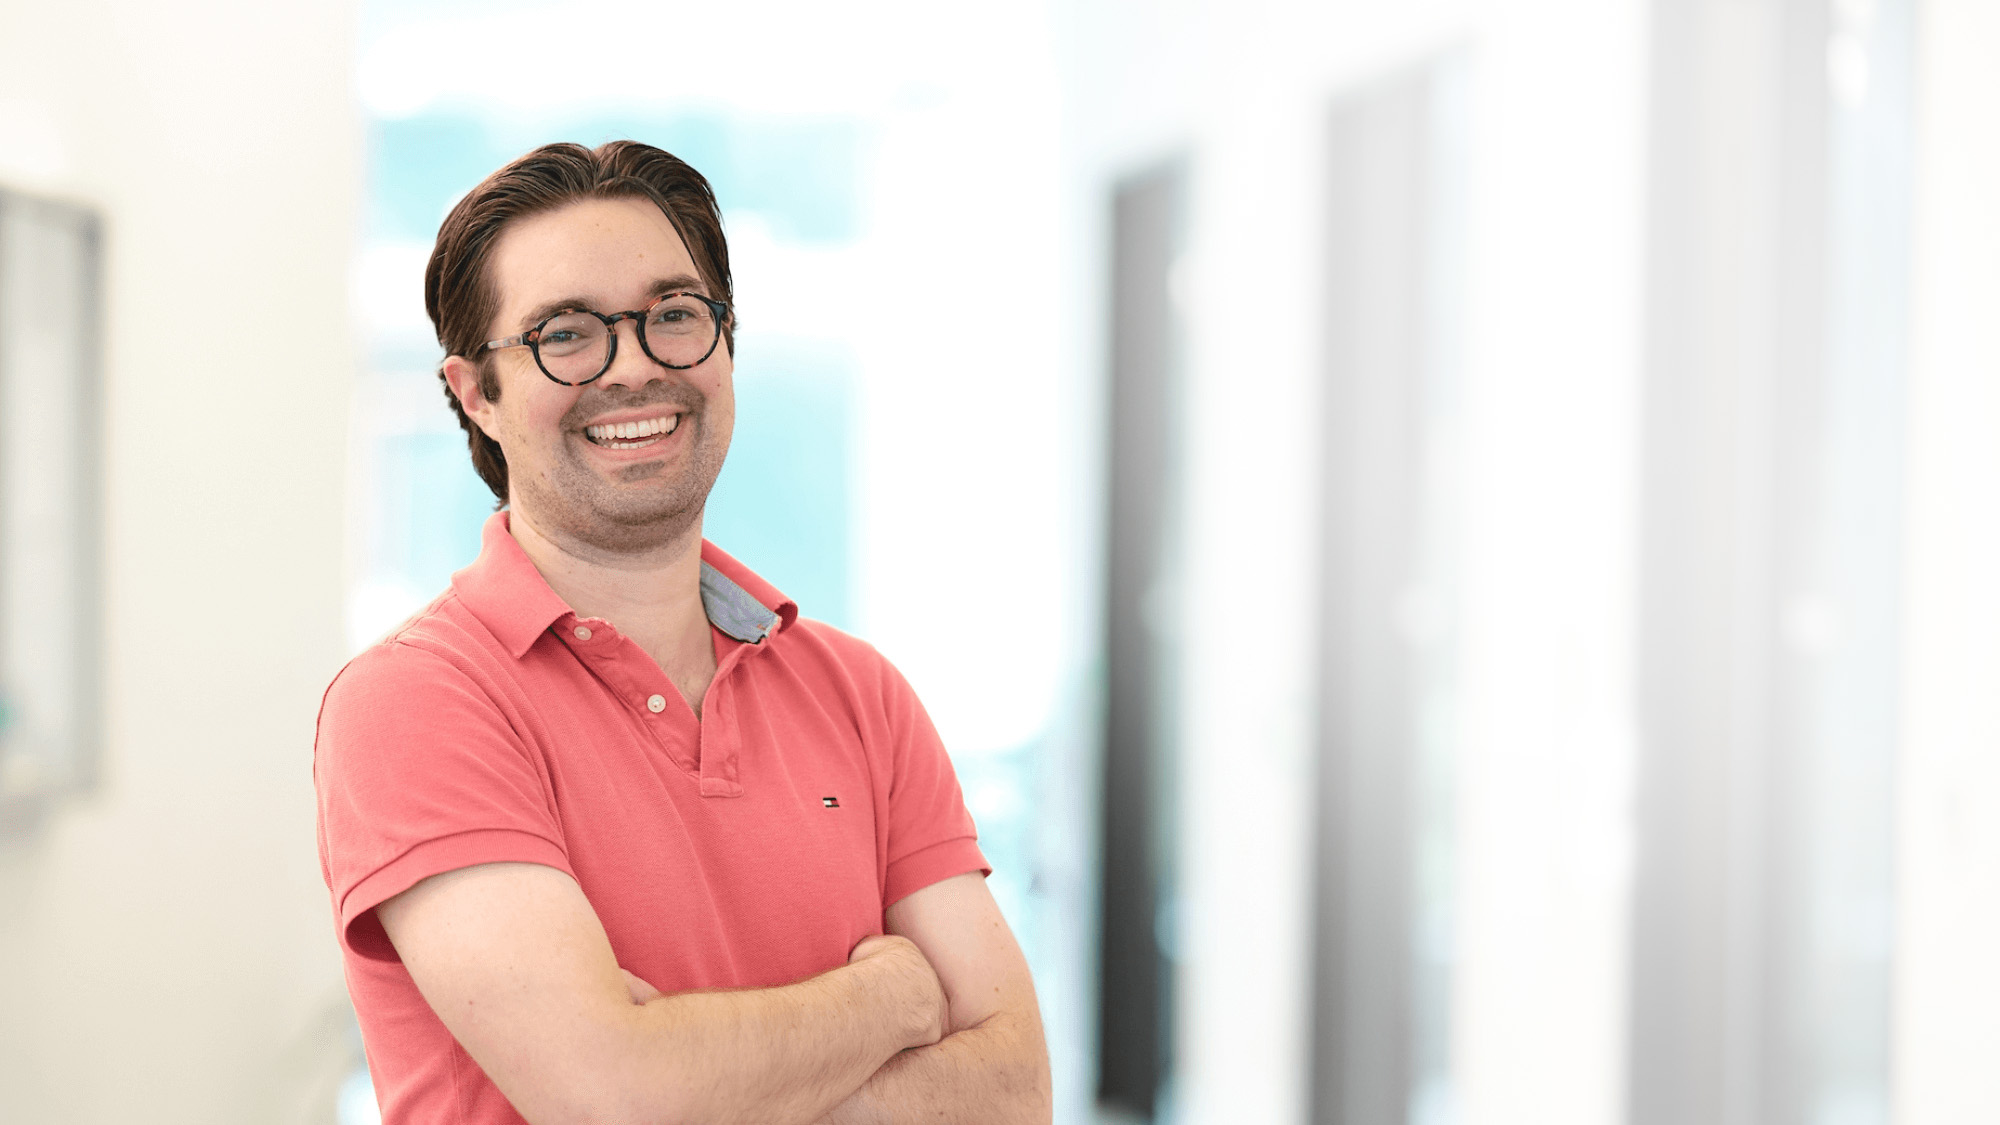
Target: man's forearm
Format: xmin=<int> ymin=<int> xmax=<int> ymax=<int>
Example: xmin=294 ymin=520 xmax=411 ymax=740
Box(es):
xmin=818 ymin=1010 xmax=1052 ymax=1125
xmin=380 ymin=865 xmax=951 ymax=1125
xmin=604 ymin=943 xmax=939 ymax=1125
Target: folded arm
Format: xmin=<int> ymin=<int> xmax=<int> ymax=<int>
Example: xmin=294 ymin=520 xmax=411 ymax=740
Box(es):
xmin=376 ymin=861 xmax=947 ymax=1125
xmin=818 ymin=872 xmax=1052 ymax=1125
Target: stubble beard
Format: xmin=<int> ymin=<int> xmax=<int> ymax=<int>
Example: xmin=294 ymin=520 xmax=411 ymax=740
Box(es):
xmin=513 ymin=380 xmax=729 ymax=561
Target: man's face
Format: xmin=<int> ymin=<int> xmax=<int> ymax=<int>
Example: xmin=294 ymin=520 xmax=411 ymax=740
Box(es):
xmin=448 ymin=195 xmax=735 ymax=556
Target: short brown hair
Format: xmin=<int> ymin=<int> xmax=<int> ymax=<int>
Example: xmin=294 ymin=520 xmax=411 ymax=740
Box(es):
xmin=424 ymin=140 xmax=735 ymax=504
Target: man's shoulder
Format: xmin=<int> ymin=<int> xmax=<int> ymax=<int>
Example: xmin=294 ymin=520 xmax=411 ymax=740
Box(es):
xmin=767 ymin=615 xmax=895 ymax=682
xmin=314 ymin=588 xmax=541 ymax=788
xmin=323 ymin=587 xmax=505 ymax=707
xmin=776 ymin=614 xmax=878 ymax=658
xmin=763 ymin=616 xmax=940 ymax=721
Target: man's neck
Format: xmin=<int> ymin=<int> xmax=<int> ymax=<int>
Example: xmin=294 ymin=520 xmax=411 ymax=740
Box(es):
xmin=507 ymin=505 xmax=719 ymax=716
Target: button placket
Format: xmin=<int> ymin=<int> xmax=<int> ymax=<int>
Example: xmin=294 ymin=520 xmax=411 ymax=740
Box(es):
xmin=694 ymin=678 xmax=743 ymax=798
xmin=559 ymin=618 xmax=699 ymax=774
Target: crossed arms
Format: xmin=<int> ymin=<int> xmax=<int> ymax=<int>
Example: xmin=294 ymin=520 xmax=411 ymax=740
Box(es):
xmin=376 ymin=864 xmax=1051 ymax=1125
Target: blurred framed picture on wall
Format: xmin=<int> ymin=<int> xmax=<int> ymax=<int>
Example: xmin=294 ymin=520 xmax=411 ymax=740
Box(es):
xmin=0 ymin=185 xmax=102 ymax=833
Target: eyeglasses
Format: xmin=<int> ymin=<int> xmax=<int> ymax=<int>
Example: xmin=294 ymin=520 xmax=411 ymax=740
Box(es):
xmin=479 ymin=292 xmax=730 ymax=386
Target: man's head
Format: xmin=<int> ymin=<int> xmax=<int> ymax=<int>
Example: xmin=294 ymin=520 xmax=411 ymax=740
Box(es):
xmin=428 ymin=141 xmax=736 ymax=554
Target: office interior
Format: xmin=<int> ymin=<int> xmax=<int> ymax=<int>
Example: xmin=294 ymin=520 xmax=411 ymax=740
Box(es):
xmin=2 ymin=0 xmax=1997 ymax=1122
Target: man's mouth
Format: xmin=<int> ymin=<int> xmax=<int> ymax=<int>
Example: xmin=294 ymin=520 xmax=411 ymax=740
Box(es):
xmin=582 ymin=413 xmax=681 ymax=450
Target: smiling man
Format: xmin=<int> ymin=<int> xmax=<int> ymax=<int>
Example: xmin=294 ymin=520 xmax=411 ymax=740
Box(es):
xmin=314 ymin=141 xmax=1050 ymax=1125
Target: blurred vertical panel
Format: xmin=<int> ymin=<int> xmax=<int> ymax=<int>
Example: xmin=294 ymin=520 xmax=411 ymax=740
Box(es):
xmin=1311 ymin=54 xmax=1467 ymax=1125
xmin=0 ymin=189 xmax=101 ymax=830
xmin=1633 ymin=0 xmax=1908 ymax=1121
xmin=1098 ymin=162 xmax=1186 ymax=1122
xmin=1633 ymin=2 xmax=1801 ymax=1119
xmin=1802 ymin=0 xmax=1910 ymax=1118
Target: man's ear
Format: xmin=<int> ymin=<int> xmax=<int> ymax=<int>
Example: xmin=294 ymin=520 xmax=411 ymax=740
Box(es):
xmin=440 ymin=355 xmax=499 ymax=439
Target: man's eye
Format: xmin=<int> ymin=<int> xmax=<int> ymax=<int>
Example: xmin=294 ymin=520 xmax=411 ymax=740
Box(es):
xmin=650 ymin=308 xmax=693 ymax=325
xmin=544 ymin=328 xmax=582 ymax=344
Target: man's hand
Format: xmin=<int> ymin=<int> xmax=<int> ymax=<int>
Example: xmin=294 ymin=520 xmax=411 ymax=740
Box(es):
xmin=848 ymin=934 xmax=949 ymax=1048
xmin=818 ymin=874 xmax=1051 ymax=1125
xmin=623 ymin=937 xmax=948 ymax=1049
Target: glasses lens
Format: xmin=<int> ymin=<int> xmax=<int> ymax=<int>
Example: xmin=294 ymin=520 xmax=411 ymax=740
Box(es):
xmin=537 ymin=312 xmax=609 ymax=381
xmin=643 ymin=295 xmax=720 ymax=367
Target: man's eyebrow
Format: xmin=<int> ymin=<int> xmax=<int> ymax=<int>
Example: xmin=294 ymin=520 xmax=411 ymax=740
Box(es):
xmin=514 ymin=275 xmax=711 ymax=332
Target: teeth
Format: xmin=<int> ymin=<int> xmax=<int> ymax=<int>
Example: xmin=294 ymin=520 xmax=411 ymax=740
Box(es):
xmin=585 ymin=414 xmax=680 ymax=444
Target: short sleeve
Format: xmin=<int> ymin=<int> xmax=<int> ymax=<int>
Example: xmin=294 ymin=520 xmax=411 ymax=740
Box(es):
xmin=875 ymin=654 xmax=989 ymax=906
xmin=314 ymin=642 xmax=573 ymax=961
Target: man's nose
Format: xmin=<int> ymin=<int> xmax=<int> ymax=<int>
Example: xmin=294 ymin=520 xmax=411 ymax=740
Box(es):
xmin=598 ymin=318 xmax=666 ymax=391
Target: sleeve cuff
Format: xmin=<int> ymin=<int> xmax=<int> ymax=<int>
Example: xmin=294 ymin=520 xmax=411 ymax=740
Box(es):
xmin=883 ymin=836 xmax=990 ymax=908
xmin=339 ymin=828 xmax=574 ymax=960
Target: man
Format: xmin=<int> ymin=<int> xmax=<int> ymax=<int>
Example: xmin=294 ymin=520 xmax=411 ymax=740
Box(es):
xmin=314 ymin=140 xmax=1050 ymax=1125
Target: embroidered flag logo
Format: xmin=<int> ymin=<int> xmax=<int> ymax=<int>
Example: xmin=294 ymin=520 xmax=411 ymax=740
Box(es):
xmin=822 ymin=796 xmax=840 ymax=809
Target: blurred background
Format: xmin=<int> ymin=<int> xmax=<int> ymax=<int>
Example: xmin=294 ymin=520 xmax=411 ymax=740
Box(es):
xmin=1 ymin=0 xmax=1996 ymax=1122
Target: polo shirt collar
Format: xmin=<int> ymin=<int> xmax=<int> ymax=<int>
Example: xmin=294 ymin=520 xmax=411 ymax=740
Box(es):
xmin=453 ymin=511 xmax=798 ymax=659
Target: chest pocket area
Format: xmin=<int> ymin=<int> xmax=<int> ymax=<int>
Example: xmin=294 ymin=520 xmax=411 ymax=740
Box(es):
xmin=784 ymin=784 xmax=881 ymax=915
xmin=698 ymin=776 xmax=883 ymax=984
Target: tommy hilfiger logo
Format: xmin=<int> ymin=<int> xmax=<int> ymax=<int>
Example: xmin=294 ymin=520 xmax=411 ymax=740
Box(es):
xmin=822 ymin=796 xmax=840 ymax=809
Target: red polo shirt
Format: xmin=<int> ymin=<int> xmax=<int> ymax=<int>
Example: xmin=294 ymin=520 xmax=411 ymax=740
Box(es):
xmin=314 ymin=513 xmax=987 ymax=1125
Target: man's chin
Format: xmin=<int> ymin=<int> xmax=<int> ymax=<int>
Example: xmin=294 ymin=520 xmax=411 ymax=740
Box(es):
xmin=516 ymin=479 xmax=705 ymax=556
xmin=608 ymin=459 xmax=675 ymax=485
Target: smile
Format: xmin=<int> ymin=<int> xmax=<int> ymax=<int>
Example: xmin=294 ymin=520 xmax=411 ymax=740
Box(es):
xmin=583 ymin=413 xmax=680 ymax=449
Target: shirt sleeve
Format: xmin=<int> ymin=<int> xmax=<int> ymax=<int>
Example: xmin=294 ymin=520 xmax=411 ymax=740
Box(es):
xmin=314 ymin=640 xmax=572 ymax=961
xmin=874 ymin=652 xmax=990 ymax=907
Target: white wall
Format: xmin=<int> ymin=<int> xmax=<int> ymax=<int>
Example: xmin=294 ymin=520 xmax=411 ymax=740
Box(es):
xmin=0 ymin=2 xmax=359 ymax=1121
xmin=1894 ymin=0 xmax=2000 ymax=1118
xmin=1450 ymin=5 xmax=1643 ymax=1121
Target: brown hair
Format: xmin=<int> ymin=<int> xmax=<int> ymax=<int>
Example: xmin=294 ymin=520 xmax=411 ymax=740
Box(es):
xmin=424 ymin=140 xmax=735 ymax=504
